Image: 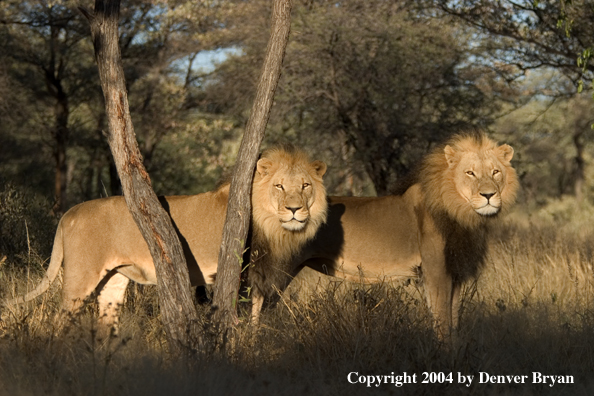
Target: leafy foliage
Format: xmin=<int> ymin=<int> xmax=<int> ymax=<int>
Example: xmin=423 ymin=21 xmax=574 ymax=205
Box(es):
xmin=432 ymin=0 xmax=594 ymax=91
xmin=0 ymin=0 xmax=238 ymax=208
xmin=206 ymin=0 xmax=509 ymax=194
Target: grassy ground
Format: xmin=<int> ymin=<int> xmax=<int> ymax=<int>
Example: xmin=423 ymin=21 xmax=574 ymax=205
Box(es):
xmin=1 ymin=204 xmax=594 ymax=395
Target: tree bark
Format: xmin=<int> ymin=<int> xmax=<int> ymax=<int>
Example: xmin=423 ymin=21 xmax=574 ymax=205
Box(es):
xmin=211 ymin=0 xmax=293 ymax=328
xmin=50 ymin=60 xmax=70 ymax=214
xmin=573 ymin=130 xmax=585 ymax=204
xmin=81 ymin=0 xmax=199 ymax=351
xmin=53 ymin=112 xmax=68 ymax=213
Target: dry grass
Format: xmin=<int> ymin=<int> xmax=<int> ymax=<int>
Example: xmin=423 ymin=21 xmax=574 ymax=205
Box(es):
xmin=1 ymin=208 xmax=594 ymax=395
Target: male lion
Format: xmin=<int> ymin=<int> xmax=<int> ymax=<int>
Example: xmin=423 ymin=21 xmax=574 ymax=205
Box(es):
xmin=6 ymin=146 xmax=327 ymax=328
xmin=289 ymin=131 xmax=518 ymax=337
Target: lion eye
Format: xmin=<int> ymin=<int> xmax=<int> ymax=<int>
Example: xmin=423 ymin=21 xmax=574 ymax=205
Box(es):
xmin=466 ymin=171 xmax=475 ymax=177
xmin=302 ymin=183 xmax=310 ymax=189
xmin=492 ymin=169 xmax=500 ymax=176
xmin=275 ymin=184 xmax=284 ymax=190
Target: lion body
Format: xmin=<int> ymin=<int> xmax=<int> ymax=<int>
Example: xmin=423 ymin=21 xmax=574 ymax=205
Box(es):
xmin=297 ymin=131 xmax=519 ymax=336
xmin=57 ymin=191 xmax=227 ymax=314
xmin=9 ymin=146 xmax=327 ymax=327
xmin=300 ymin=189 xmax=423 ymax=281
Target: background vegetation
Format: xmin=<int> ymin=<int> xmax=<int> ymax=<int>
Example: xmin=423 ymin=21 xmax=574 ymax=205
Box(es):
xmin=1 ymin=0 xmax=594 ymax=394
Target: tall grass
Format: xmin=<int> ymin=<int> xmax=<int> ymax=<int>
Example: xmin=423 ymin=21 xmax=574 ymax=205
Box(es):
xmin=1 ymin=202 xmax=594 ymax=395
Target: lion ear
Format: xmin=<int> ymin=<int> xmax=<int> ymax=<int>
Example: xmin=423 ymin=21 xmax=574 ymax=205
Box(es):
xmin=444 ymin=145 xmax=457 ymax=168
xmin=256 ymin=158 xmax=273 ymax=176
xmin=311 ymin=160 xmax=327 ymax=177
xmin=497 ymin=144 xmax=514 ymax=163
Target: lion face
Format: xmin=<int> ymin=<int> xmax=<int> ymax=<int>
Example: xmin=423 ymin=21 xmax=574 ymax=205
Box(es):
xmin=421 ymin=132 xmax=518 ymax=230
xmin=252 ymin=147 xmax=327 ymax=241
xmin=256 ymin=158 xmax=327 ymax=231
xmin=270 ymin=175 xmax=318 ymax=231
xmin=445 ymin=142 xmax=515 ymax=218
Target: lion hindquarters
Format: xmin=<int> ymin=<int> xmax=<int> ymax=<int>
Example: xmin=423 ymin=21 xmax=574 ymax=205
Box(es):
xmin=60 ymin=268 xmax=131 ymax=335
xmin=60 ymin=256 xmax=132 ymax=322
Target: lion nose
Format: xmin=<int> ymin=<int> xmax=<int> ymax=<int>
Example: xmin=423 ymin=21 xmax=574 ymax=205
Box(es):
xmin=286 ymin=206 xmax=302 ymax=214
xmin=480 ymin=192 xmax=495 ymax=201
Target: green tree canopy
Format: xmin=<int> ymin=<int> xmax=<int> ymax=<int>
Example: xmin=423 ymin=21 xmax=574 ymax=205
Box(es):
xmin=0 ymin=0 xmax=237 ymax=211
xmin=432 ymin=0 xmax=594 ymax=92
xmin=205 ymin=0 xmax=511 ymax=195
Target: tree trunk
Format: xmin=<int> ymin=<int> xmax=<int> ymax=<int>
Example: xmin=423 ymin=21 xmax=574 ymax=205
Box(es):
xmin=81 ymin=0 xmax=200 ymax=352
xmin=573 ymin=130 xmax=585 ymax=205
xmin=211 ymin=0 xmax=293 ymax=329
xmin=52 ymin=80 xmax=69 ymax=214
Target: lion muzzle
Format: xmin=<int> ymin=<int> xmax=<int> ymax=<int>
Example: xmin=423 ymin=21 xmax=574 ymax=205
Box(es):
xmin=474 ymin=191 xmax=501 ymax=216
xmin=279 ymin=206 xmax=309 ymax=231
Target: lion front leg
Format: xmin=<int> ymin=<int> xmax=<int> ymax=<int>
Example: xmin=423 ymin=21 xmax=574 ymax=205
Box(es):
xmin=250 ymin=287 xmax=264 ymax=325
xmin=451 ymin=281 xmax=461 ymax=330
xmin=246 ymin=258 xmax=269 ymax=326
xmin=420 ymin=233 xmax=459 ymax=340
xmin=423 ymin=277 xmax=460 ymax=340
xmin=246 ymin=254 xmax=296 ymax=325
xmin=422 ymin=269 xmax=457 ymax=339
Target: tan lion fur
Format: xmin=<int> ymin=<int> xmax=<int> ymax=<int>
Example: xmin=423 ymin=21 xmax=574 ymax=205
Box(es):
xmin=292 ymin=130 xmax=519 ymax=337
xmin=6 ymin=146 xmax=327 ymax=329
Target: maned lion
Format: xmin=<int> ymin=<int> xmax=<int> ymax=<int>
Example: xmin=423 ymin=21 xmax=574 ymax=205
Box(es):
xmin=292 ymin=131 xmax=519 ymax=337
xmin=6 ymin=146 xmax=328 ymax=328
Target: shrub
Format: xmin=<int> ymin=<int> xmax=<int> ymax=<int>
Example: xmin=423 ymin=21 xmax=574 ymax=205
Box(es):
xmin=0 ymin=182 xmax=56 ymax=266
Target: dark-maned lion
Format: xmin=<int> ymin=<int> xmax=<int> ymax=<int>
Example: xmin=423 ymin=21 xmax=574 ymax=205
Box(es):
xmin=293 ymin=131 xmax=519 ymax=337
xmin=6 ymin=146 xmax=327 ymax=328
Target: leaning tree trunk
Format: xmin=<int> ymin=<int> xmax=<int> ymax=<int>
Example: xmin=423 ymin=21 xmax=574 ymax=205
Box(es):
xmin=81 ymin=0 xmax=200 ymax=352
xmin=211 ymin=0 xmax=293 ymax=328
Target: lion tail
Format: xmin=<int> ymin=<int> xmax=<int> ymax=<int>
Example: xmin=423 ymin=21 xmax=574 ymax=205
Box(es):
xmin=5 ymin=218 xmax=65 ymax=307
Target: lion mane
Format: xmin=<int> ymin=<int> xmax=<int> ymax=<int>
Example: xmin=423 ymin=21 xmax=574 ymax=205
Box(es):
xmin=247 ymin=146 xmax=328 ymax=321
xmin=251 ymin=146 xmax=328 ymax=263
xmin=418 ymin=131 xmax=519 ymax=282
xmin=420 ymin=132 xmax=518 ymax=230
xmin=6 ymin=146 xmax=327 ymax=329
